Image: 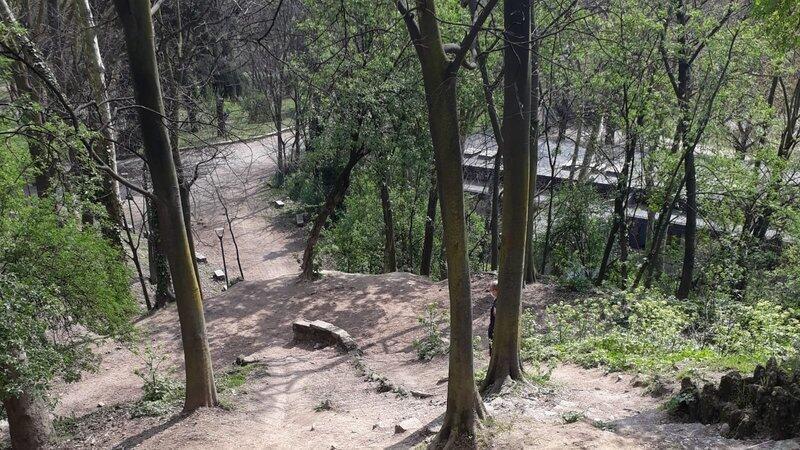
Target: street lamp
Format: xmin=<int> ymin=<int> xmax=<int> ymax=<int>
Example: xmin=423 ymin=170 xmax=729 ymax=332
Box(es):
xmin=215 ymin=227 xmax=229 ymax=287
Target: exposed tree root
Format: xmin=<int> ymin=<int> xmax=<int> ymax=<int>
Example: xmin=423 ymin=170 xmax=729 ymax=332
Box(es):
xmin=480 ymin=359 xmax=526 ymax=397
xmin=429 ymin=392 xmax=487 ymax=449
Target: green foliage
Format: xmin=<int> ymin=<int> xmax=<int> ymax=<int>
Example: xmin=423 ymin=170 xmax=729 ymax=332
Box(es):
xmin=0 ymin=192 xmax=136 ymax=399
xmin=521 ymin=288 xmax=800 ymax=378
xmin=561 ymin=411 xmax=585 ymax=424
xmin=412 ymin=302 xmax=449 ymax=361
xmin=130 ymin=346 xmax=184 ymax=418
xmin=536 ymin=183 xmax=608 ymax=285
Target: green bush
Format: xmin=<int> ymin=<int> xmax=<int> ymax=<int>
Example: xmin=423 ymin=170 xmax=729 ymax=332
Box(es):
xmin=521 ymin=288 xmax=800 ymax=377
xmin=412 ymin=302 xmax=449 ymax=361
xmin=131 ymin=346 xmax=184 ymax=418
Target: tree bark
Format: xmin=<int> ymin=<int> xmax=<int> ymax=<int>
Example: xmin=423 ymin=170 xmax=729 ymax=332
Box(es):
xmin=114 ymin=0 xmax=217 ymax=410
xmin=482 ymin=0 xmax=530 ymax=394
xmin=474 ymin=42 xmax=503 ymax=272
xmin=420 ymin=177 xmax=437 ymax=276
xmin=2 ymin=391 xmax=52 ymax=450
xmin=74 ymin=0 xmax=123 ymax=243
xmin=524 ymin=27 xmax=540 ymax=284
xmin=398 ymin=0 xmax=499 ymax=445
xmin=1 ymin=353 xmax=54 ymax=450
xmin=299 ymin=147 xmax=366 ymax=279
xmin=380 ymin=181 xmax=397 ymax=272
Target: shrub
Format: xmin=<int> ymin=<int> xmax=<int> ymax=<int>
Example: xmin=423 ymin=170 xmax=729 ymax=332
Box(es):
xmin=412 ymin=302 xmax=449 ymax=361
xmin=520 ymin=287 xmax=800 ymax=377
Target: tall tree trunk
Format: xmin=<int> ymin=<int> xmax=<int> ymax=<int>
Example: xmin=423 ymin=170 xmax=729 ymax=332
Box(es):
xmin=398 ymin=0 xmax=500 ymax=445
xmin=482 ymin=0 xmax=530 ymax=394
xmin=1 ymin=353 xmax=54 ymax=450
xmin=524 ymin=27 xmax=540 ymax=283
xmin=474 ymin=42 xmax=503 ymax=271
xmin=74 ymin=0 xmax=122 ymax=243
xmin=596 ymin=114 xmax=639 ymax=285
xmin=577 ymin=114 xmax=602 ymax=182
xmin=420 ymin=177 xmax=437 ymax=276
xmin=216 ymin=95 xmax=226 ymax=137
xmin=380 ymin=181 xmax=397 ymax=272
xmin=674 ymin=1 xmax=694 ymax=299
xmin=2 ymin=389 xmax=53 ymax=450
xmin=300 ymin=147 xmax=366 ymax=279
xmin=114 ymin=0 xmax=217 ymax=410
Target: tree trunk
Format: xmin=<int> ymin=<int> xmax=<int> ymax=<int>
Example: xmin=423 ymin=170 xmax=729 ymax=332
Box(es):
xmin=475 ymin=43 xmax=503 ymax=272
xmin=300 ymin=147 xmax=366 ymax=279
xmin=420 ymin=178 xmax=437 ymax=276
xmin=148 ymin=202 xmax=175 ymax=308
xmin=596 ymin=115 xmax=639 ymax=286
xmin=216 ymin=95 xmax=226 ymax=137
xmin=524 ymin=30 xmax=540 ymax=283
xmin=577 ymin=114 xmax=602 ymax=182
xmin=482 ymin=0 xmax=530 ymax=394
xmin=380 ymin=181 xmax=397 ymax=272
xmin=2 ymin=354 xmax=54 ymax=450
xmin=114 ymin=0 xmax=217 ymax=410
xmin=398 ymin=0 xmax=499 ymax=445
xmin=74 ymin=0 xmax=123 ymax=244
xmin=2 ymin=391 xmax=52 ymax=450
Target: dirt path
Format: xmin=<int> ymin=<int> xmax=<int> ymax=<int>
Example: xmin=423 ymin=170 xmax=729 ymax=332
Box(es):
xmin=21 ymin=137 xmax=798 ymax=449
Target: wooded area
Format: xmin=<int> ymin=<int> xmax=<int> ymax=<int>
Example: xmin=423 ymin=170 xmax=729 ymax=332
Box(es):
xmin=1 ymin=0 xmax=799 ymax=448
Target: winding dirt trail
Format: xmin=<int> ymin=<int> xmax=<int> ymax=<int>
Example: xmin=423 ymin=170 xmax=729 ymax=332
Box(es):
xmin=28 ymin=136 xmax=799 ymax=449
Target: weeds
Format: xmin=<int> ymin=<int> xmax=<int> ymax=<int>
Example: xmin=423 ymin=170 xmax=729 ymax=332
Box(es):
xmin=412 ymin=302 xmax=449 ymax=361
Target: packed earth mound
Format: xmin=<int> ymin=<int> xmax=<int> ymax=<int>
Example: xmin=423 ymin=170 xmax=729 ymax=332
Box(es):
xmin=7 ymin=271 xmax=788 ymax=449
xmin=672 ymin=358 xmax=800 ymax=440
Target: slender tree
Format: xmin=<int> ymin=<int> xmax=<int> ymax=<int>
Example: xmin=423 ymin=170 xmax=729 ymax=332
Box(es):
xmin=482 ymin=0 xmax=531 ymax=393
xmin=397 ymin=0 xmax=498 ymax=446
xmin=113 ymin=0 xmax=218 ymax=410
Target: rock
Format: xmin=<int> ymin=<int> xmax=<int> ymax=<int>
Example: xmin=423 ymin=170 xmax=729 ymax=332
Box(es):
xmin=425 ymin=424 xmax=442 ymax=435
xmin=97 ymin=402 xmax=105 ymax=408
xmin=395 ymin=417 xmax=423 ymax=434
xmin=235 ymin=354 xmax=261 ymax=366
xmin=410 ymin=390 xmax=434 ymax=399
xmin=718 ymin=372 xmax=742 ymax=402
xmin=293 ymin=318 xmax=359 ymax=353
xmin=310 ymin=423 xmax=316 ymax=431
xmin=699 ymin=383 xmax=721 ymax=424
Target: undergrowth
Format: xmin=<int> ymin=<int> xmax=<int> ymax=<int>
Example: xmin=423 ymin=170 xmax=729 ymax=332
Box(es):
xmin=521 ymin=289 xmax=800 ymax=379
xmin=412 ymin=302 xmax=449 ymax=361
xmin=130 ymin=346 xmax=262 ymax=417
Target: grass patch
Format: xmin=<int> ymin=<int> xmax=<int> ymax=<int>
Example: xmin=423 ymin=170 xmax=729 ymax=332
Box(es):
xmin=561 ymin=411 xmax=585 ymax=424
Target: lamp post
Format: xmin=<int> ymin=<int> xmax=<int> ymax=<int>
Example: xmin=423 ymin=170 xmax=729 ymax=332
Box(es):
xmin=215 ymin=227 xmax=229 ymax=287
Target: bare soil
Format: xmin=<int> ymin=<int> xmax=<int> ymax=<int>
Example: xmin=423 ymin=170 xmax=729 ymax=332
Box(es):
xmin=6 ymin=134 xmax=798 ymax=449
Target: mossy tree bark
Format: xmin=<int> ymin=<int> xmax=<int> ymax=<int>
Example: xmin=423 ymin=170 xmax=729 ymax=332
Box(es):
xmin=114 ymin=0 xmax=217 ymax=410
xmin=398 ymin=0 xmax=498 ymax=446
xmin=481 ymin=0 xmax=530 ymax=395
